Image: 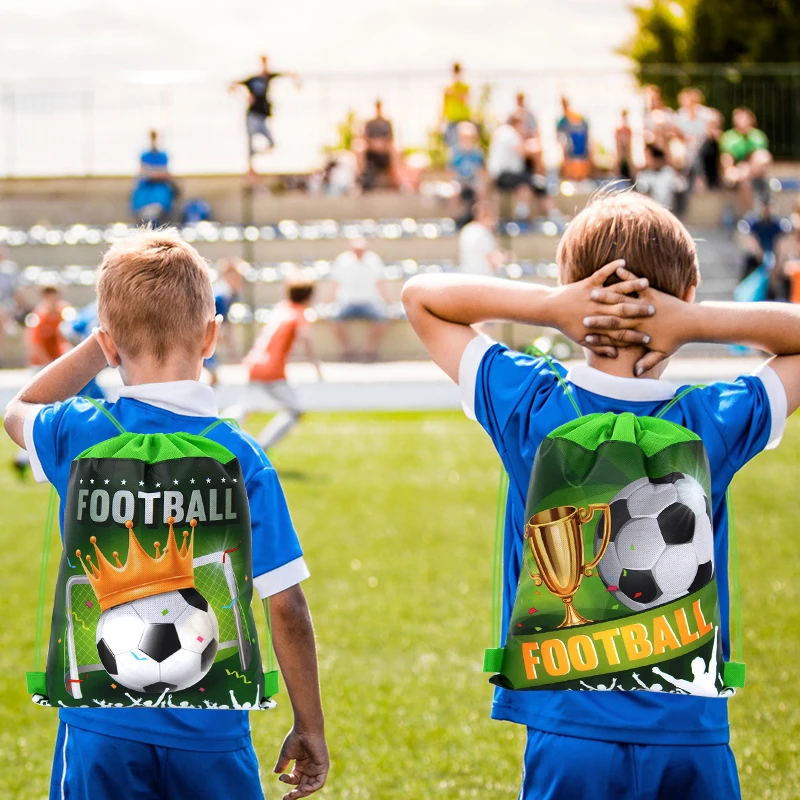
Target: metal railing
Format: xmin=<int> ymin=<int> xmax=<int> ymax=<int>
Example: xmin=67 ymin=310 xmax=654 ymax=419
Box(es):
xmin=1 ymin=64 xmax=798 ymax=177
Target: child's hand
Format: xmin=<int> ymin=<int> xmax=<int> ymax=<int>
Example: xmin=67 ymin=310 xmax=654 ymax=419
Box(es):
xmin=274 ymin=727 xmax=329 ymax=799
xmin=551 ymin=259 xmax=655 ymax=358
xmin=584 ymin=284 xmax=693 ymax=375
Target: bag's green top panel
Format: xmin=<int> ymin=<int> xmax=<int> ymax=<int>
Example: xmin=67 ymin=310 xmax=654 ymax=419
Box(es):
xmin=76 ymin=432 xmax=235 ymax=464
xmin=548 ymin=412 xmax=700 ymax=457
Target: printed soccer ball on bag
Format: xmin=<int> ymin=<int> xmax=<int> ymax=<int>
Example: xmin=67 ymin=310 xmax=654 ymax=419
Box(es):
xmin=594 ymin=473 xmax=715 ymax=612
xmin=96 ymin=588 xmax=219 ymax=694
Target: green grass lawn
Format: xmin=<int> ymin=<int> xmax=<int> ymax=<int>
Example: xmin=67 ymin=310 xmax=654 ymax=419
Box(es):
xmin=0 ymin=411 xmax=798 ymax=799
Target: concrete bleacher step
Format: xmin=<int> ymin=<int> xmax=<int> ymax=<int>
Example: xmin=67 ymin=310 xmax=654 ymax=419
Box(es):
xmin=1 ymin=226 xmax=562 ymax=268
xmin=2 ymin=174 xmax=798 ymax=229
xmin=0 ymin=177 xmax=453 ymax=227
xmin=5 ymin=221 xmax=740 ymax=317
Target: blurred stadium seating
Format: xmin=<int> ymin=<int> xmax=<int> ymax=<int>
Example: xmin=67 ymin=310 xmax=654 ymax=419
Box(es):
xmin=1 ymin=171 xmax=798 ymax=366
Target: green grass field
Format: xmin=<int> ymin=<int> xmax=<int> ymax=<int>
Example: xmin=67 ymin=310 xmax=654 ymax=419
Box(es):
xmin=1 ymin=411 xmax=798 ymax=799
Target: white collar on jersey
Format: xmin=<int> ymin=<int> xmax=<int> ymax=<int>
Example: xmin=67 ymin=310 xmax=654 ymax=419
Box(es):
xmin=565 ymin=364 xmax=676 ymax=402
xmin=117 ymin=381 xmax=218 ymax=418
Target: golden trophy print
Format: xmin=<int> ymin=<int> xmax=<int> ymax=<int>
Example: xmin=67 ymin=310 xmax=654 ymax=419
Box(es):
xmin=524 ymin=504 xmax=612 ymax=628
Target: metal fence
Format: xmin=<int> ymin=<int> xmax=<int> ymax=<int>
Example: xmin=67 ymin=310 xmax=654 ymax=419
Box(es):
xmin=0 ymin=64 xmax=798 ymax=177
xmin=638 ymin=64 xmax=800 ymax=161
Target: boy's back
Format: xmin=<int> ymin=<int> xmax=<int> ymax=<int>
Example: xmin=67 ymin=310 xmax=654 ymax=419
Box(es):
xmin=26 ymin=382 xmax=306 ymax=749
xmin=462 ymin=338 xmax=784 ymax=744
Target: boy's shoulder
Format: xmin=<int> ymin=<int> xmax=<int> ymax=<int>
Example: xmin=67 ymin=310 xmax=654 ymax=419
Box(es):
xmin=462 ymin=338 xmax=786 ymax=473
xmin=205 ymin=420 xmax=275 ymax=479
xmin=27 ymin=383 xmax=276 ymax=487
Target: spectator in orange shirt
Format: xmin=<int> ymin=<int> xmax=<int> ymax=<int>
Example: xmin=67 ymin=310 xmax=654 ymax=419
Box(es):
xmin=12 ymin=286 xmax=70 ymax=478
xmin=226 ymin=273 xmax=322 ymax=451
xmin=27 ymin=286 xmax=70 ymax=366
xmin=774 ymin=222 xmax=800 ymax=303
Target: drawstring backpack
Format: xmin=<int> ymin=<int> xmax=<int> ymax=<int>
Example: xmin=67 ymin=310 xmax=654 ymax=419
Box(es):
xmin=27 ymin=400 xmax=279 ymax=710
xmin=484 ymin=354 xmax=746 ymax=696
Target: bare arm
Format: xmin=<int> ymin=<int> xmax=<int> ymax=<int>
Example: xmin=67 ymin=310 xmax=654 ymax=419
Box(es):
xmin=487 ymin=249 xmax=507 ymax=272
xmin=297 ymin=327 xmax=323 ymax=380
xmin=3 ymin=335 xmax=107 ymax=447
xmin=401 ymin=261 xmax=653 ymax=382
xmin=270 ymin=584 xmax=328 ymax=799
xmin=376 ymin=277 xmax=392 ymax=305
xmin=720 ymin=151 xmax=735 ymax=173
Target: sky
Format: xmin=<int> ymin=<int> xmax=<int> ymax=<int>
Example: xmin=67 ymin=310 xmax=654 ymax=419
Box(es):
xmin=0 ymin=0 xmax=636 ymax=80
xmin=0 ymin=0 xmax=641 ymax=174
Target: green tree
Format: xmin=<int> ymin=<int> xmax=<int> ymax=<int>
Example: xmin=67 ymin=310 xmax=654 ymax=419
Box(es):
xmin=622 ymin=0 xmax=800 ymax=67
xmin=621 ymin=0 xmax=800 ymax=157
xmin=690 ymin=0 xmax=800 ymax=63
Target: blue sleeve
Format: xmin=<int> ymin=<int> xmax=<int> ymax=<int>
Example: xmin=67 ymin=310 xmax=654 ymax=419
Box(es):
xmin=688 ymin=370 xmax=785 ymax=474
xmin=247 ymin=466 xmax=308 ymax=597
xmin=28 ymin=398 xmax=107 ymax=486
xmin=471 ymin=344 xmax=568 ymax=461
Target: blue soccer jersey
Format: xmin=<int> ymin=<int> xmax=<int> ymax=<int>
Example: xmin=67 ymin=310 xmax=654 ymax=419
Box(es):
xmin=459 ymin=336 xmax=786 ymax=745
xmin=24 ymin=380 xmax=309 ymax=751
xmin=140 ymin=149 xmax=169 ymax=171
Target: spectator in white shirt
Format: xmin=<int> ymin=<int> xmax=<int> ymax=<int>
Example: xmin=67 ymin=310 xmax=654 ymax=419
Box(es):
xmin=330 ymin=236 xmax=391 ymax=360
xmin=458 ymin=203 xmax=506 ymax=276
xmin=637 ymin=144 xmax=682 ymax=211
xmin=488 ymin=113 xmax=551 ymax=219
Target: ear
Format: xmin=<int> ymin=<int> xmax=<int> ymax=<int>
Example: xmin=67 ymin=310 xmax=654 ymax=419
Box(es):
xmin=683 ymin=285 xmax=697 ymax=303
xmin=202 ymin=315 xmax=223 ymax=360
xmin=94 ymin=328 xmax=121 ymax=367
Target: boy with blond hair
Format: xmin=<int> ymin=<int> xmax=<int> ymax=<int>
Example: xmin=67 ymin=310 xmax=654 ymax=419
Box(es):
xmin=4 ymin=231 xmax=328 ymax=800
xmin=403 ymin=191 xmax=800 ymax=799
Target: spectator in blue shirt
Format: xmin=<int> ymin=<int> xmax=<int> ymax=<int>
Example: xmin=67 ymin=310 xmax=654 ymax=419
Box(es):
xmin=448 ymin=121 xmax=486 ymax=226
xmin=3 ymin=230 xmax=328 ymax=800
xmin=206 ymin=258 xmax=244 ymax=386
xmin=556 ymin=96 xmax=592 ymax=181
xmin=737 ymin=198 xmax=791 ymax=281
xmin=130 ymin=130 xmax=179 ymax=224
xmin=403 ymin=191 xmax=799 ymax=800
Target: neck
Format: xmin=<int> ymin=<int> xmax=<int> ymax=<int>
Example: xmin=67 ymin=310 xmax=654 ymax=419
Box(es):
xmin=119 ymin=353 xmax=205 ymax=386
xmin=584 ymin=349 xmax=668 ymax=380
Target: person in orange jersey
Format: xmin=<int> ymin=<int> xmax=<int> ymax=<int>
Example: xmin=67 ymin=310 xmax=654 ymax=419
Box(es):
xmin=27 ymin=286 xmax=70 ymax=367
xmin=228 ymin=271 xmax=322 ymax=452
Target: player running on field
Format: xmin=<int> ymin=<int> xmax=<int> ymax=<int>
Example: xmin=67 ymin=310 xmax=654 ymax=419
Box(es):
xmin=226 ymin=270 xmax=322 ymax=452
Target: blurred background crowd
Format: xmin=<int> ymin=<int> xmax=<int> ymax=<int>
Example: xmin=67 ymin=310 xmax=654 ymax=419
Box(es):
xmin=1 ymin=0 xmax=800 ymax=379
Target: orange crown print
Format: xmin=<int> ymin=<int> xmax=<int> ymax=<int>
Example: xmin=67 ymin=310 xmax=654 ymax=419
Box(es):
xmin=77 ymin=517 xmax=197 ymax=612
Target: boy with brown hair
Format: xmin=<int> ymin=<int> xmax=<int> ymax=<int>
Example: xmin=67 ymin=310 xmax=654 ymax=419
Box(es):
xmin=403 ymin=191 xmax=800 ymax=799
xmin=3 ymin=230 xmax=328 ymax=800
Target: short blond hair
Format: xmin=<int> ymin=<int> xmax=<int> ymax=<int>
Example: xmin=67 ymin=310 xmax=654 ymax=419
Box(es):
xmin=557 ymin=192 xmax=699 ymax=297
xmin=97 ymin=229 xmax=214 ymax=362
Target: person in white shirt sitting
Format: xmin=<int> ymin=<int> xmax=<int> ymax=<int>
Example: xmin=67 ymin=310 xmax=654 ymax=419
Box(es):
xmin=458 ymin=202 xmax=507 ymax=276
xmin=488 ymin=113 xmax=551 ymax=219
xmin=330 ymin=236 xmax=391 ymax=361
xmin=637 ymin=143 xmax=684 ymax=212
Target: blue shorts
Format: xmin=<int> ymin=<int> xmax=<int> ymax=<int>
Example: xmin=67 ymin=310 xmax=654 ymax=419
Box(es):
xmin=520 ymin=728 xmax=740 ymax=800
xmin=49 ymin=722 xmax=265 ymax=800
xmin=335 ymin=302 xmax=387 ymax=322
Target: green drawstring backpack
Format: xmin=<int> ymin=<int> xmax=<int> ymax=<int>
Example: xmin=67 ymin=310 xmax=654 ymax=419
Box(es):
xmin=27 ymin=401 xmax=279 ymax=710
xmin=484 ymin=359 xmax=746 ymax=696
